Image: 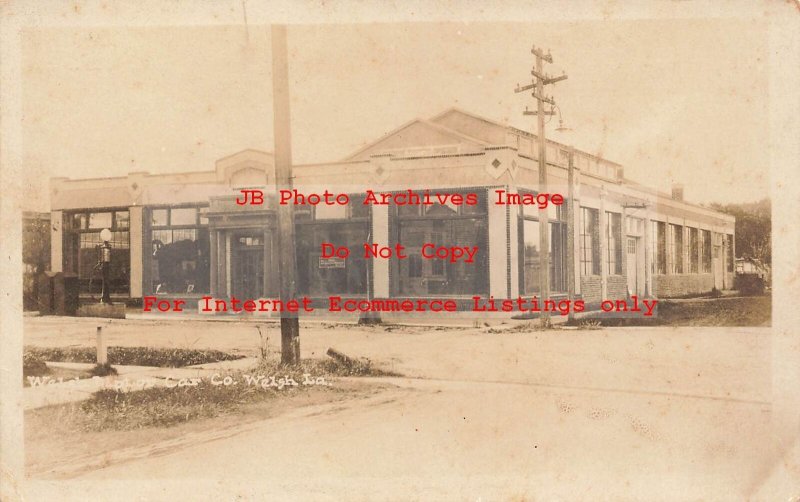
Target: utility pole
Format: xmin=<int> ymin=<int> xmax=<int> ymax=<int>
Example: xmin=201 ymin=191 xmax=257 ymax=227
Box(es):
xmin=515 ymin=45 xmax=567 ymax=325
xmin=271 ymin=25 xmax=301 ymax=365
xmin=566 ymin=147 xmax=576 ymax=323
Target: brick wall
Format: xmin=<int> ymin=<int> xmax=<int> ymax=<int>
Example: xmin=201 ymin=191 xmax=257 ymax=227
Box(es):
xmin=652 ymin=274 xmax=714 ymax=297
xmin=580 ymin=276 xmax=602 ymax=303
xmin=607 ymin=275 xmax=628 ymax=299
xmin=580 ymin=275 xmax=630 ymax=307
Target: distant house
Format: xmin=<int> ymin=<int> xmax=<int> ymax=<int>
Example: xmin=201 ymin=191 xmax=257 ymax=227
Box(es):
xmin=735 ymin=257 xmax=770 ymax=282
xmin=47 ymin=108 xmax=735 ymax=308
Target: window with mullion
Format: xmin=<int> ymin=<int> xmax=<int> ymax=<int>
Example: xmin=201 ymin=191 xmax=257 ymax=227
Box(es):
xmin=605 ymin=211 xmax=622 ymax=275
xmin=63 ymin=209 xmax=131 ymax=294
xmin=689 ymin=227 xmax=699 ymax=273
xmin=580 ymin=207 xmax=600 ymax=276
xmin=669 ymin=224 xmax=684 ymax=274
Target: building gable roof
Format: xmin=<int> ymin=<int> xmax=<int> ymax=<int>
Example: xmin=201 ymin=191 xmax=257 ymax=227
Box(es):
xmin=214 ymin=149 xmax=274 ymax=184
xmin=429 ymin=107 xmax=513 ymax=145
xmin=343 ymin=118 xmax=490 ymax=161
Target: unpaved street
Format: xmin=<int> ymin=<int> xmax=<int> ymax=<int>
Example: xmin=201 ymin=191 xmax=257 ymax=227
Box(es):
xmin=24 ymin=317 xmax=780 ymax=500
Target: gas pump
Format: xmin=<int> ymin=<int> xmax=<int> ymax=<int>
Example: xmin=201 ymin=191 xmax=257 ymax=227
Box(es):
xmin=99 ymin=228 xmax=112 ymax=304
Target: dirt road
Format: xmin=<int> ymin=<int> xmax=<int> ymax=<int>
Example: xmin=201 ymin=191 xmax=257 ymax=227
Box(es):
xmin=23 ymin=317 xmax=786 ymax=500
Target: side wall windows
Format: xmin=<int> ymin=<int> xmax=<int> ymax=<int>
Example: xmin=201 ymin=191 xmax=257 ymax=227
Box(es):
xmin=701 ymin=230 xmax=712 ymax=273
xmin=606 ymin=212 xmax=622 ymax=275
xmin=689 ymin=227 xmax=699 ymax=273
xmin=669 ymin=224 xmax=684 ymax=274
xmin=580 ymin=207 xmax=600 ymax=276
xmin=651 ymin=221 xmax=667 ymax=275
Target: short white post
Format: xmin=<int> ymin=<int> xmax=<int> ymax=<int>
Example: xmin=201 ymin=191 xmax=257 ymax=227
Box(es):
xmin=96 ymin=326 xmax=107 ymax=365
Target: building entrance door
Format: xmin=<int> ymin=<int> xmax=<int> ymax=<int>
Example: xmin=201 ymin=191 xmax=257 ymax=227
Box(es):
xmin=626 ymin=237 xmax=639 ymax=296
xmin=232 ymin=233 xmax=264 ymax=299
xmin=713 ymin=244 xmax=723 ymax=290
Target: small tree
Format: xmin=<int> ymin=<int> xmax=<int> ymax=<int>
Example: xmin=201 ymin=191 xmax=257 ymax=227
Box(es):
xmin=22 ymin=214 xmax=51 ymax=309
xmin=710 ymin=199 xmax=771 ymax=264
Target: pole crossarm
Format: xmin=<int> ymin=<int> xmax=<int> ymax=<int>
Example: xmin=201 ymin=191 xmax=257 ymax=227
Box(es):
xmin=531 ymin=93 xmax=556 ymax=106
xmin=515 ymin=82 xmax=536 ymax=93
xmin=544 ymin=74 xmax=568 ymax=85
xmin=523 ymin=109 xmax=555 ymax=116
xmin=531 ymin=46 xmax=553 ymax=63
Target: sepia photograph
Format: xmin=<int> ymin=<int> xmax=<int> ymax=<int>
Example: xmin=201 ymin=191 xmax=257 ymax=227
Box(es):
xmin=2 ymin=1 xmax=799 ymax=500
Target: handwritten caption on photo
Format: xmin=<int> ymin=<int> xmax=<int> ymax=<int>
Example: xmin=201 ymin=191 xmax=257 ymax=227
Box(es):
xmin=26 ymin=373 xmax=332 ymax=390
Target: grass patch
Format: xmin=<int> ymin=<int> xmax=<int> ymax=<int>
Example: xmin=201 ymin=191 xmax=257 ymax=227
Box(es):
xmin=23 ymin=351 xmax=49 ymax=377
xmin=486 ymin=321 xmax=551 ymax=334
xmin=572 ymin=295 xmax=771 ymax=327
xmin=252 ymin=356 xmax=400 ymax=379
xmin=75 ymin=356 xmax=399 ymax=432
xmin=80 ymin=381 xmax=271 ymax=431
xmin=26 ymin=380 xmax=387 ymax=479
xmin=24 ymin=346 xmax=244 ymax=367
xmin=89 ymin=362 xmax=118 ymax=377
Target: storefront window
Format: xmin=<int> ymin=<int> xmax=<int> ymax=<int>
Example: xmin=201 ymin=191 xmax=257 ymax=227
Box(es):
xmin=64 ymin=209 xmax=130 ymax=295
xmin=148 ymin=206 xmax=210 ymax=295
xmin=295 ymin=195 xmax=369 ymax=296
xmin=520 ymin=194 xmax=567 ymax=295
xmin=392 ymin=189 xmax=488 ymax=297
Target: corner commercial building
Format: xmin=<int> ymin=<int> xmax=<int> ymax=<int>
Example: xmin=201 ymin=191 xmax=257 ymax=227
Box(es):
xmin=48 ymin=109 xmax=736 ymax=311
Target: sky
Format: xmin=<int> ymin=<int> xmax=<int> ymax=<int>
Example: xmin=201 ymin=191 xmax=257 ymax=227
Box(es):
xmin=21 ymin=19 xmax=769 ymax=211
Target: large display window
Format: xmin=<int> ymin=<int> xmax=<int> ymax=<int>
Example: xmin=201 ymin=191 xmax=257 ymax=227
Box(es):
xmin=64 ymin=209 xmax=130 ymax=294
xmin=295 ymin=195 xmax=370 ymax=297
xmin=148 ymin=205 xmax=210 ymax=295
xmin=391 ymin=189 xmax=488 ymax=297
xmin=519 ymin=194 xmax=567 ymax=295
